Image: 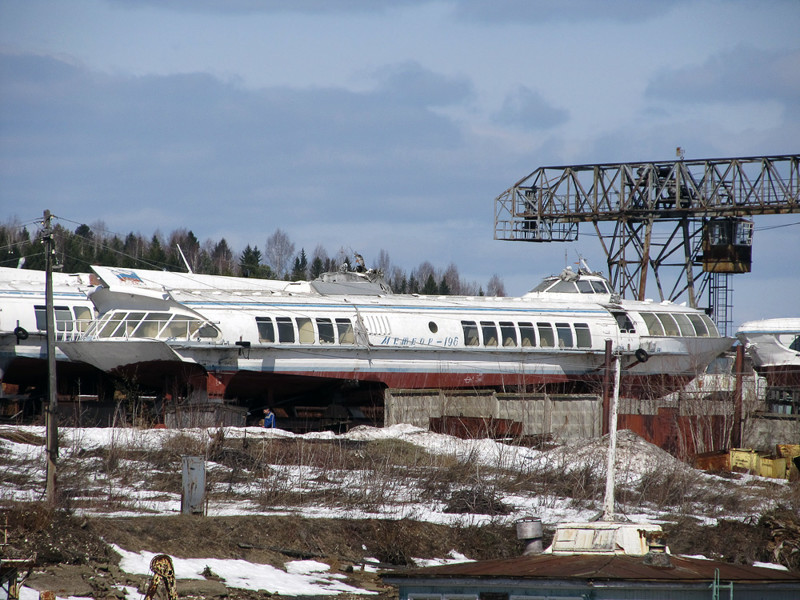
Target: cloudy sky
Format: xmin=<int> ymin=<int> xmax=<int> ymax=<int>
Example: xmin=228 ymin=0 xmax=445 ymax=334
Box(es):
xmin=1 ymin=0 xmax=798 ymax=327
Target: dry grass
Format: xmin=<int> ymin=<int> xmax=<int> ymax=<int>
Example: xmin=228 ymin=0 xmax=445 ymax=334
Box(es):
xmin=2 ymin=425 xmax=798 ymax=539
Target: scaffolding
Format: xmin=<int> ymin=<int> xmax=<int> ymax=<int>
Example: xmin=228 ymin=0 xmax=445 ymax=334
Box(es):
xmin=494 ymin=154 xmax=800 ymax=334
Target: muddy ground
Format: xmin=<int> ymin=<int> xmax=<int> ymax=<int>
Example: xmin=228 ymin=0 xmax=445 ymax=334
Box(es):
xmin=3 ymin=503 xmax=799 ymax=600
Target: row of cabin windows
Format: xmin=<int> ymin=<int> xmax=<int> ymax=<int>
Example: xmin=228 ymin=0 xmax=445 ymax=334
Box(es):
xmin=256 ymin=316 xmax=355 ymax=345
xmin=531 ymin=277 xmax=611 ymax=294
xmin=34 ymin=305 xmax=93 ymax=338
xmin=461 ymin=320 xmax=592 ymax=349
xmin=640 ymin=312 xmax=719 ymax=337
xmin=87 ymin=310 xmax=220 ymax=340
xmin=614 ymin=311 xmax=719 ymax=337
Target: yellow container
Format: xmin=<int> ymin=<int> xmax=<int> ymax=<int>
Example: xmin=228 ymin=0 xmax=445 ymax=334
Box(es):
xmin=729 ymin=448 xmax=788 ymax=479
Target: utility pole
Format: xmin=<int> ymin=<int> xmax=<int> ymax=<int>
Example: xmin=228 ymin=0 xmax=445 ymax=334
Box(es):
xmin=602 ymin=350 xmax=622 ymax=522
xmin=43 ymin=209 xmax=58 ymax=505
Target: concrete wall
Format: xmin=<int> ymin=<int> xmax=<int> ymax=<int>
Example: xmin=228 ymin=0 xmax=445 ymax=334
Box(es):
xmin=384 ymin=388 xmax=601 ymax=442
xmin=165 ymin=402 xmax=247 ymax=428
xmin=743 ymin=415 xmax=800 ymax=449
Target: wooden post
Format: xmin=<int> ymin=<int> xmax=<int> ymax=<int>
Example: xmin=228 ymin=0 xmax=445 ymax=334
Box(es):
xmin=732 ymin=344 xmax=745 ymax=448
xmin=43 ymin=210 xmax=58 ymax=505
xmin=602 ymin=339 xmax=613 ymax=435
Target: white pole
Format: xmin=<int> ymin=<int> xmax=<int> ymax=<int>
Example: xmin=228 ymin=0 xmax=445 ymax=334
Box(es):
xmin=602 ymin=352 xmax=621 ymax=521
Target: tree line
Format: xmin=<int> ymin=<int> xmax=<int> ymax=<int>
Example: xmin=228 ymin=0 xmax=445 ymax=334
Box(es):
xmin=0 ymin=219 xmax=506 ymax=296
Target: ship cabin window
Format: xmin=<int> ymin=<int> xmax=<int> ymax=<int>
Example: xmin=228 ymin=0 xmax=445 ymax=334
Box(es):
xmin=132 ymin=312 xmax=168 ymax=337
xmin=462 ymin=321 xmax=480 ymax=346
xmin=641 ymin=312 xmax=664 ymax=336
xmin=336 ymin=318 xmax=355 ymax=344
xmin=575 ymin=322 xmax=592 ymax=348
xmin=256 ymin=317 xmax=275 ymax=342
xmin=673 ymin=313 xmax=695 ymax=336
xmin=74 ymin=306 xmax=93 ymax=332
xmin=316 ymin=318 xmax=335 ymax=344
xmin=34 ymin=305 xmax=46 ymax=330
xmin=550 ymin=280 xmax=578 ymax=293
xmin=481 ymin=321 xmax=498 ymax=346
xmin=197 ymin=324 xmax=219 ymax=338
xmin=297 ymin=317 xmax=314 ymax=344
xmin=790 ymin=336 xmax=800 ymax=352
xmin=687 ymin=314 xmax=708 ymax=337
xmin=655 ymin=313 xmax=680 ymax=336
xmin=556 ymin=323 xmax=573 ymax=348
xmin=276 ymin=317 xmax=295 ymax=343
xmin=640 ymin=311 xmax=719 ymax=337
xmin=613 ymin=311 xmax=636 ymax=333
xmin=98 ymin=313 xmax=125 ymax=338
xmin=123 ymin=312 xmax=145 ymax=336
xmin=163 ymin=315 xmax=198 ymax=339
xmin=591 ymin=280 xmax=610 ymax=293
xmin=56 ymin=307 xmax=75 ymax=332
xmin=576 ymin=280 xmax=594 ymax=293
xmin=537 ymin=322 xmax=555 ymax=347
xmin=88 ymin=311 xmax=218 ymax=340
xmin=500 ymin=322 xmax=517 ymax=347
xmin=530 ymin=278 xmax=556 ymax=292
xmin=34 ymin=305 xmax=81 ymax=338
xmin=519 ymin=322 xmax=536 ymax=347
xmin=702 ymin=314 xmax=720 ymax=337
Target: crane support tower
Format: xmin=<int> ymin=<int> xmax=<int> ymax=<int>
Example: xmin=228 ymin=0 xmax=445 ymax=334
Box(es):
xmin=494 ymin=154 xmax=800 ymax=334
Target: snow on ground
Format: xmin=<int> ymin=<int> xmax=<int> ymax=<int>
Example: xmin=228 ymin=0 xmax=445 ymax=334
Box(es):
xmin=113 ymin=545 xmax=378 ymax=595
xmin=1 ymin=423 xmax=791 ymax=598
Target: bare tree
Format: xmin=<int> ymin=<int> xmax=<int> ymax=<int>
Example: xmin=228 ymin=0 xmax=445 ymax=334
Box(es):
xmin=335 ymin=246 xmax=350 ymax=270
xmin=487 ymin=274 xmax=506 ymax=297
xmin=389 ymin=266 xmax=407 ymax=292
xmin=373 ymin=249 xmax=391 ymax=274
xmin=442 ymin=263 xmax=462 ymax=295
xmin=311 ymin=244 xmax=329 ymax=266
xmin=413 ymin=261 xmax=436 ymax=287
xmin=265 ymin=228 xmax=295 ymax=278
xmin=310 ymin=244 xmax=329 ymax=278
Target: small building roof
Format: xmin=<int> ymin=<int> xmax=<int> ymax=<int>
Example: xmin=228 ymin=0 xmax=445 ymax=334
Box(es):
xmin=382 ymin=553 xmax=799 ymax=585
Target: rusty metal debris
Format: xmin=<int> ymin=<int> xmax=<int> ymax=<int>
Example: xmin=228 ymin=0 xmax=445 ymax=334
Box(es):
xmin=144 ymin=554 xmax=177 ymax=600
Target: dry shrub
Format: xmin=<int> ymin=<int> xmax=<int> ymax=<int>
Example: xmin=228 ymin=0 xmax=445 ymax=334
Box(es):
xmin=0 ymin=429 xmax=45 ymax=445
xmin=160 ymin=431 xmax=209 ymax=458
xmin=366 ymin=438 xmax=432 ymax=468
xmin=759 ymin=507 xmax=800 ymax=571
xmin=627 ymin=463 xmax=755 ymax=517
xmin=630 ymin=463 xmax=700 ymax=511
xmin=443 ymin=486 xmax=512 ymax=515
xmin=527 ymin=463 xmax=604 ymax=508
xmin=0 ymin=503 xmax=114 ymax=565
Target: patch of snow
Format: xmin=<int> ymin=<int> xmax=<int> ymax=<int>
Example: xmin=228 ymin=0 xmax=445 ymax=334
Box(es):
xmin=412 ymin=550 xmax=473 ymax=568
xmin=112 ymin=545 xmax=377 ymax=595
xmin=752 ymin=561 xmax=789 ymax=571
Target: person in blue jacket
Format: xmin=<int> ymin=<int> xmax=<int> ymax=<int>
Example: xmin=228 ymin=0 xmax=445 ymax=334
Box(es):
xmin=262 ymin=408 xmax=276 ymax=428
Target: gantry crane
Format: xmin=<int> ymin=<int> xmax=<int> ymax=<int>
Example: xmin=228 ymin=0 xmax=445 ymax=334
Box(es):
xmin=494 ymin=154 xmax=800 ymax=334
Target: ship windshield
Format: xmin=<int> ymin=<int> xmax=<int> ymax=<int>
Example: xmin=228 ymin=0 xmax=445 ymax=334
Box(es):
xmin=530 ymin=278 xmax=558 ymax=292
xmin=90 ymin=310 xmax=219 ymax=340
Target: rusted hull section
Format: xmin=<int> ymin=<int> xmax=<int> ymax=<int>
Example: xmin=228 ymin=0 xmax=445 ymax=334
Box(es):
xmin=619 ymin=407 xmax=731 ymax=459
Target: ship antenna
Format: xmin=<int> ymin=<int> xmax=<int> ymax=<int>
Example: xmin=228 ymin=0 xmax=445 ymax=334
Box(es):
xmin=176 ymin=245 xmax=194 ymax=273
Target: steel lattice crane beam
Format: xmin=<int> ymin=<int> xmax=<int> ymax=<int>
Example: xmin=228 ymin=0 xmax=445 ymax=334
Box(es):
xmin=494 ymin=154 xmax=800 ymax=334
